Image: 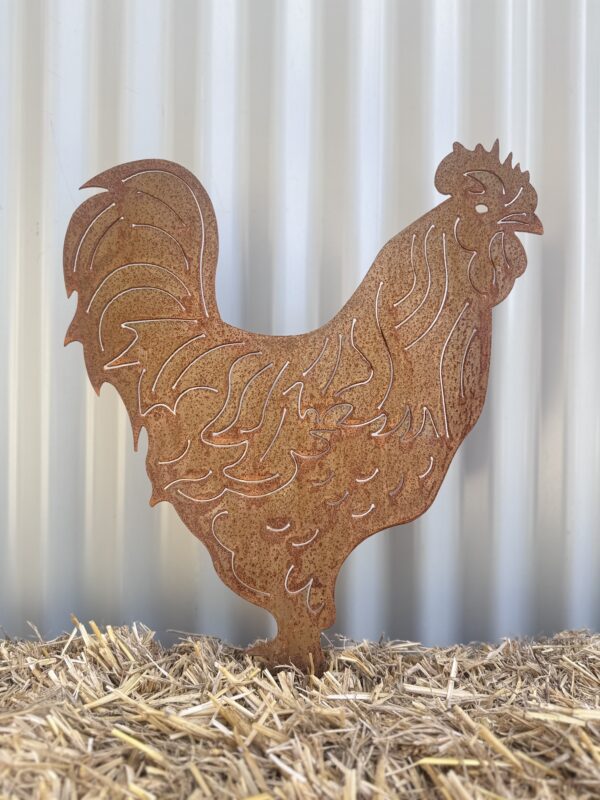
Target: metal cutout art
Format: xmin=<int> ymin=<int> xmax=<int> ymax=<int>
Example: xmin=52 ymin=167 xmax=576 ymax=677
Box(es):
xmin=64 ymin=142 xmax=542 ymax=673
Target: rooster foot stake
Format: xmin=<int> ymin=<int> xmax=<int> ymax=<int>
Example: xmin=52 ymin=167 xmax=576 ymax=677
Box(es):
xmin=247 ymin=631 xmax=326 ymax=676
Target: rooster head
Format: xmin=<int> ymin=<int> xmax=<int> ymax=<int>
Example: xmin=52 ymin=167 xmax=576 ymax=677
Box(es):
xmin=435 ymin=141 xmax=542 ymax=305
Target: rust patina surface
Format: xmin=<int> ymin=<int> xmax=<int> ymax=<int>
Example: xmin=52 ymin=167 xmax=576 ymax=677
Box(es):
xmin=64 ymin=142 xmax=542 ymax=673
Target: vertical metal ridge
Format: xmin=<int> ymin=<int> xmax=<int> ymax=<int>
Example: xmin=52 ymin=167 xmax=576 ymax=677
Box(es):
xmin=490 ymin=0 xmax=539 ymax=640
xmin=42 ymin=0 xmax=94 ymax=634
xmin=39 ymin=0 xmax=52 ymax=623
xmin=13 ymin=0 xmax=46 ymax=626
xmin=271 ymin=0 xmax=315 ymax=335
xmin=314 ymin=0 xmax=353 ymax=323
xmin=1 ymin=0 xmax=19 ymax=631
xmin=565 ymin=0 xmax=600 ymax=629
xmin=534 ymin=0 xmax=570 ymax=636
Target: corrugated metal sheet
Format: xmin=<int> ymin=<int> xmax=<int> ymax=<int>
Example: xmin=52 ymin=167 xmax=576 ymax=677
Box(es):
xmin=1 ymin=0 xmax=598 ymax=647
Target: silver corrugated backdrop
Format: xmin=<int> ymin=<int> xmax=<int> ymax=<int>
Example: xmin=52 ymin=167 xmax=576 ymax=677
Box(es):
xmin=1 ymin=0 xmax=598 ymax=647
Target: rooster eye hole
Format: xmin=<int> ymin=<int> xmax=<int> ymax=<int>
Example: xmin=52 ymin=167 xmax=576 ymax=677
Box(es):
xmin=475 ymin=203 xmax=489 ymax=214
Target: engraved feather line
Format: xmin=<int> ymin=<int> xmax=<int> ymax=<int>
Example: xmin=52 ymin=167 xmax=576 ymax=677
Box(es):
xmin=123 ymin=168 xmax=209 ymax=317
xmin=334 ymin=318 xmax=373 ymax=396
xmin=284 ymin=565 xmax=324 ymax=614
xmin=302 ymin=337 xmax=329 ymax=376
xmin=131 ymin=223 xmax=190 ymax=271
xmin=356 ymin=467 xmax=379 ymax=483
xmin=151 ymin=334 xmax=207 ymax=394
xmin=504 ymin=185 xmax=524 ymax=207
xmin=395 ymin=223 xmax=434 ymax=329
xmin=204 ymin=352 xmax=263 ymax=436
xmin=321 ymin=334 xmax=343 ymax=394
xmin=460 ymin=328 xmax=478 ymax=398
xmin=402 ymin=406 xmax=439 ymax=443
xmin=282 ymin=380 xmax=312 ymax=421
xmin=103 ymin=317 xmax=199 ymax=372
xmin=418 ymin=457 xmax=434 ymax=479
xmin=158 ymin=438 xmax=190 ymax=465
xmin=388 ymin=476 xmax=404 ymax=497
xmin=242 ymin=361 xmax=289 ymax=434
xmin=327 ymin=490 xmax=349 ymax=507
xmin=440 ymin=302 xmax=470 ymax=438
xmin=375 ymin=281 xmax=394 ymax=410
xmin=266 ymin=522 xmax=291 ymax=533
xmin=177 ymin=450 xmax=301 ymax=502
xmin=404 ymin=231 xmax=449 ymax=350
xmin=72 ymin=202 xmax=116 ymax=273
xmin=311 ymin=470 xmax=334 ymax=487
xmin=98 ymin=287 xmax=186 ymax=351
xmin=393 ymin=233 xmax=417 ymax=306
xmin=373 ymin=405 xmax=411 ymax=439
xmin=212 ymin=362 xmax=274 ymax=437
xmin=352 ymin=503 xmax=375 ymax=519
xmin=89 ymin=215 xmax=123 ymax=272
xmin=259 ymin=407 xmax=287 ymax=463
xmin=136 ymin=368 xmax=217 ymax=418
xmin=292 ymin=528 xmax=320 ymax=548
xmin=164 ymin=470 xmax=212 ymax=491
xmin=134 ymin=189 xmax=187 ymax=224
xmin=206 ymin=437 xmax=279 ymax=485
xmin=453 ymin=217 xmax=484 ymax=295
xmin=218 ymin=437 xmax=278 ymax=483
xmin=172 ymin=341 xmax=245 ymax=390
xmin=211 ymin=511 xmax=270 ymax=597
xmin=86 ymin=262 xmax=191 ymax=314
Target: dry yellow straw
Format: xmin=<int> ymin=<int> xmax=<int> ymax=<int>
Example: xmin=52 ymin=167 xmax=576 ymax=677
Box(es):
xmin=1 ymin=625 xmax=598 ymax=798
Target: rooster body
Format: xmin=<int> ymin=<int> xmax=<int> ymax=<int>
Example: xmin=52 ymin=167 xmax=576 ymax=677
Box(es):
xmin=64 ymin=142 xmax=541 ymax=671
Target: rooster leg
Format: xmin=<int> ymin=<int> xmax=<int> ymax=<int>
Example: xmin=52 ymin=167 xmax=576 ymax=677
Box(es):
xmin=247 ymin=602 xmax=327 ymax=675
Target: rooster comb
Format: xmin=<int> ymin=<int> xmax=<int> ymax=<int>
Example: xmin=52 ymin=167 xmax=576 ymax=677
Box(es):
xmin=435 ymin=140 xmax=534 ymax=203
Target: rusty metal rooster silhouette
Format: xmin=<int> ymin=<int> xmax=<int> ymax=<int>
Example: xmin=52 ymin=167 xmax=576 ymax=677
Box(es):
xmin=64 ymin=141 xmax=542 ymax=673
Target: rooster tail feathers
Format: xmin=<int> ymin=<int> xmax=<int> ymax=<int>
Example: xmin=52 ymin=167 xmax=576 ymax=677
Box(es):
xmin=64 ymin=159 xmax=220 ymax=318
xmin=63 ymin=158 xmax=220 ymax=445
xmin=79 ymin=167 xmax=120 ymax=191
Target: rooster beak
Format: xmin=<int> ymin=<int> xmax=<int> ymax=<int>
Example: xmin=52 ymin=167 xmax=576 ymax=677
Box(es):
xmin=499 ymin=212 xmax=543 ymax=235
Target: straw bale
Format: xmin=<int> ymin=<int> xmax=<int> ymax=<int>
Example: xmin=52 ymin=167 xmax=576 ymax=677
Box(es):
xmin=1 ymin=622 xmax=598 ymax=798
